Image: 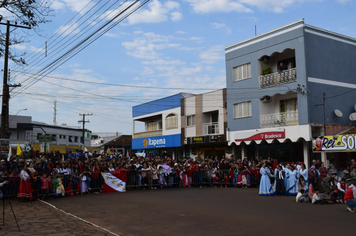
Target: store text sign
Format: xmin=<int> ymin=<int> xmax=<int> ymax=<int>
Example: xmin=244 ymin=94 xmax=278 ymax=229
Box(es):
xmin=313 ymin=134 xmax=356 ymax=152
xmin=234 ymin=129 xmax=285 ymax=142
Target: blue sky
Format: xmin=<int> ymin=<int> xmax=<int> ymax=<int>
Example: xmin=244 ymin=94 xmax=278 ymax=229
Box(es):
xmin=2 ymin=0 xmax=356 ymax=134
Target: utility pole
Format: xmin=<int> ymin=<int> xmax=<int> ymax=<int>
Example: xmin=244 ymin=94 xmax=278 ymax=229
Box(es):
xmin=78 ymin=113 xmax=93 ymax=150
xmin=0 ymin=21 xmax=31 ymax=139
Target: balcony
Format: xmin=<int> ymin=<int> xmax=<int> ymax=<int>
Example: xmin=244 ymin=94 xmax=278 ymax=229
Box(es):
xmin=133 ymin=130 xmax=162 ymax=139
xmin=260 ymin=111 xmax=298 ymax=128
xmin=203 ymin=122 xmax=219 ymax=135
xmin=259 ymin=68 xmax=297 ymax=89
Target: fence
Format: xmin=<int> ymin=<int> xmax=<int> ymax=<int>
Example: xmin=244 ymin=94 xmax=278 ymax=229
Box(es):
xmin=0 ymin=170 xmax=260 ymax=199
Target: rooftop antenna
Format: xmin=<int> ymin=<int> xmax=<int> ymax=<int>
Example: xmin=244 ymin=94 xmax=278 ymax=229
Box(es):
xmin=255 ymin=25 xmax=257 ymax=36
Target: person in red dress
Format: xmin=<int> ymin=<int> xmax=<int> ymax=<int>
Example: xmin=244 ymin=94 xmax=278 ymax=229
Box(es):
xmin=17 ymin=165 xmax=32 ymax=200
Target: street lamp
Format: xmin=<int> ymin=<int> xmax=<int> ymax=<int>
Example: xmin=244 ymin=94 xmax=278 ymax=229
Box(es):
xmin=9 ymin=108 xmax=27 ymax=124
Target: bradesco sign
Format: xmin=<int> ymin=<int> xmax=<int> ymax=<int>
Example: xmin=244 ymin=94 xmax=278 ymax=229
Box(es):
xmin=313 ymin=134 xmax=356 ymax=152
xmin=132 ymin=134 xmax=181 ymax=149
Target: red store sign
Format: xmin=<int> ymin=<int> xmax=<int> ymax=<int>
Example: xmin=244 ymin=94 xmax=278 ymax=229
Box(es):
xmin=234 ymin=129 xmax=285 ymax=142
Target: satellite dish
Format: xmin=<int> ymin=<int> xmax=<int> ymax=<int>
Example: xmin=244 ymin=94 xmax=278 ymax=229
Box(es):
xmin=350 ymin=112 xmax=356 ymax=121
xmin=334 ymin=109 xmax=343 ymax=118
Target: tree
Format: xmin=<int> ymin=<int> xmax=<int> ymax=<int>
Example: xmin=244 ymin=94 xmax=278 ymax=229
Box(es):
xmin=0 ymin=0 xmax=52 ymax=64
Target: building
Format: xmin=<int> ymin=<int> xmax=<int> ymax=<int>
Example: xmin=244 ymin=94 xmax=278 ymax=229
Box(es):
xmin=15 ymin=119 xmax=92 ymax=153
xmin=132 ymin=93 xmax=190 ymax=159
xmin=225 ymin=19 xmax=356 ymax=167
xmin=182 ymin=89 xmax=227 ymax=159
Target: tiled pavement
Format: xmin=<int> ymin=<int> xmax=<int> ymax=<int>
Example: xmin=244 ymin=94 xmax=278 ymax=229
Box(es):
xmin=0 ymin=199 xmax=114 ymax=236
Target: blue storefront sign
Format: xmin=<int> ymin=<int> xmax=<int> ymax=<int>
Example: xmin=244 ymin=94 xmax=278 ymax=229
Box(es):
xmin=132 ymin=134 xmax=181 ymax=149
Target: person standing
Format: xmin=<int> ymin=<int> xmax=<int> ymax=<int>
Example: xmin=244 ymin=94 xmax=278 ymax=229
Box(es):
xmin=17 ymin=165 xmax=32 ymax=200
xmin=259 ymin=162 xmax=274 ymax=196
xmin=344 ymin=180 xmax=356 ymax=213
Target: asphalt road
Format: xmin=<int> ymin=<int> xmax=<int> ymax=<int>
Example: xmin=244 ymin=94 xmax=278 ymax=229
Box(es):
xmin=46 ymin=188 xmax=354 ymax=236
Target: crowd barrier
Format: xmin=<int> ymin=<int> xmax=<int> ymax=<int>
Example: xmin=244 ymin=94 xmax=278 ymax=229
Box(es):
xmin=0 ymin=169 xmax=260 ymax=199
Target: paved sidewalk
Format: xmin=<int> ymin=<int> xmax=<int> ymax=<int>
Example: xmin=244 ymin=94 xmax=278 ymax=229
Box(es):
xmin=0 ymin=199 xmax=113 ymax=236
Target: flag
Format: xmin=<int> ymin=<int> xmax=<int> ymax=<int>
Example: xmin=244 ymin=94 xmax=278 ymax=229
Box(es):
xmin=7 ymin=145 xmax=12 ymax=161
xmin=16 ymin=143 xmax=22 ymax=156
xmin=101 ymin=172 xmax=127 ymax=193
xmin=106 ymin=148 xmax=111 ymax=154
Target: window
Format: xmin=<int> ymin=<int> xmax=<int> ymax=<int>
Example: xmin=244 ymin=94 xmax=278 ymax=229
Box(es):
xmin=69 ymin=136 xmax=73 ymax=143
xmin=234 ymin=101 xmax=252 ymax=119
xmin=146 ymin=121 xmax=157 ymax=131
xmin=166 ymin=113 xmax=178 ymax=129
xmin=74 ymin=136 xmax=78 ymax=143
xmin=233 ymin=63 xmax=251 ymax=82
xmin=186 ymin=115 xmax=195 ymax=127
xmin=52 ymin=134 xmax=57 ymax=142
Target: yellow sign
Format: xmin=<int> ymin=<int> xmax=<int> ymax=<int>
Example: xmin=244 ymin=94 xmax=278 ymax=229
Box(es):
xmin=143 ymin=139 xmax=148 ymax=148
xmin=315 ymin=134 xmax=356 ymax=152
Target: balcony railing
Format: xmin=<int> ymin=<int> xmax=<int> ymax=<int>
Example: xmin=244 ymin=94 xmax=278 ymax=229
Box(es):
xmin=203 ymin=122 xmax=219 ymax=135
xmin=260 ymin=111 xmax=298 ymax=128
xmin=259 ymin=68 xmax=297 ymax=89
xmin=133 ymin=130 xmax=162 ymax=139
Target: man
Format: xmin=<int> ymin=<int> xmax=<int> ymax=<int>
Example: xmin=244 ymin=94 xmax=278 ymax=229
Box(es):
xmin=344 ymin=179 xmax=356 ymax=213
xmin=321 ymin=173 xmax=337 ymax=194
xmin=278 ymin=62 xmax=287 ymax=72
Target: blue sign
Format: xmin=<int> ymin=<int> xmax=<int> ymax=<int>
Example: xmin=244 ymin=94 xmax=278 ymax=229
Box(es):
xmin=132 ymin=134 xmax=181 ymax=149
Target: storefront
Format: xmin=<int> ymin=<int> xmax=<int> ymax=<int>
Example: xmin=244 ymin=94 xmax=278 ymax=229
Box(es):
xmin=132 ymin=134 xmax=183 ymax=160
xmin=184 ymin=135 xmax=228 ymax=160
xmin=312 ymin=133 xmax=356 ymax=167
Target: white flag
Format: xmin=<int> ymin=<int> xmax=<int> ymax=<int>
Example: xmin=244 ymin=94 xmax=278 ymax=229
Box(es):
xmin=101 ymin=173 xmax=126 ymax=193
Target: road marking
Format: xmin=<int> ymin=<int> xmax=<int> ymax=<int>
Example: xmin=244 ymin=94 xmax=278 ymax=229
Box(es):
xmin=40 ymin=200 xmax=120 ymax=236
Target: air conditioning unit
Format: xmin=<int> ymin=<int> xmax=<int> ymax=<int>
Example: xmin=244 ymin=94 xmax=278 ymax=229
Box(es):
xmin=261 ymin=95 xmax=272 ymax=103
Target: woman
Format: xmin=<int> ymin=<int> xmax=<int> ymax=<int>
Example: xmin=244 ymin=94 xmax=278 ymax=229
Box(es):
xmin=286 ymin=165 xmax=298 ymax=196
xmin=27 ymin=162 xmax=38 ymax=200
xmin=299 ymin=164 xmax=308 ymax=193
xmin=318 ymin=162 xmax=328 ymax=179
xmin=259 ymin=162 xmax=274 ymax=196
xmin=17 ymin=165 xmax=32 ymax=200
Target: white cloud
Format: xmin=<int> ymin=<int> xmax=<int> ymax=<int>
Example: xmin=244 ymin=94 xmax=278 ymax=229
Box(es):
xmin=171 ymin=12 xmax=183 ymax=21
xmin=184 ymin=0 xmax=323 ymax=14
xmin=142 ymin=60 xmax=186 ymax=65
xmin=199 ymin=45 xmax=225 ymax=64
xmin=184 ymin=0 xmax=253 ymax=13
xmin=121 ymin=32 xmax=180 ymax=60
xmin=336 ymin=0 xmax=351 ymax=3
xmin=55 ymin=23 xmax=81 ymax=36
xmin=212 ymin=22 xmax=232 ymax=34
xmin=52 ymin=0 xmax=94 ymax=12
xmin=126 ymin=0 xmax=182 ymax=24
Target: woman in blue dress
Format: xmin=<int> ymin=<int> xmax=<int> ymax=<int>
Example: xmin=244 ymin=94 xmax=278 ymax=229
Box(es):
xmin=259 ymin=162 xmax=274 ymax=196
xmin=286 ymin=165 xmax=298 ymax=196
xmin=299 ymin=164 xmax=308 ymax=193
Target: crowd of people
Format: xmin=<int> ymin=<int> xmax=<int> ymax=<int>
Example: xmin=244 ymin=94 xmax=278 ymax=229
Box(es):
xmin=0 ymin=149 xmax=355 ymax=212
xmin=258 ymin=158 xmax=356 ymax=212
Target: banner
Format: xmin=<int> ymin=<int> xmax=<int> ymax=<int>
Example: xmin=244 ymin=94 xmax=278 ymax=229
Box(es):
xmin=101 ymin=172 xmax=127 ymax=193
xmin=313 ymin=134 xmax=356 ymax=152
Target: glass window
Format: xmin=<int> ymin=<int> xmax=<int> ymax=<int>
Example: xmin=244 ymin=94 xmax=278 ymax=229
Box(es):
xmin=233 ymin=63 xmax=251 ymax=82
xmin=186 ymin=115 xmax=195 ymax=127
xmin=166 ymin=113 xmax=178 ymax=129
xmin=234 ymin=101 xmax=252 ymax=119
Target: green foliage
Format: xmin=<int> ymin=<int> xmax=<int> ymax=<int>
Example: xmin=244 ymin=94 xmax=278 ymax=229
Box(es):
xmin=261 ymin=66 xmax=272 ymax=75
xmin=0 ymin=0 xmax=52 ymax=64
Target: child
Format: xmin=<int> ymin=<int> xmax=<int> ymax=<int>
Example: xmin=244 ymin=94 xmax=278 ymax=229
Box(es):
xmin=312 ymin=190 xmax=325 ymax=204
xmin=182 ymin=166 xmax=190 ymax=188
xmin=221 ymin=174 xmax=229 ymax=188
xmin=296 ymin=189 xmax=307 ymax=203
xmin=330 ymin=189 xmax=343 ymax=203
xmin=158 ymin=166 xmax=167 ymax=188
xmin=40 ymin=173 xmax=50 ymax=200
xmin=151 ymin=165 xmax=158 ymax=189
